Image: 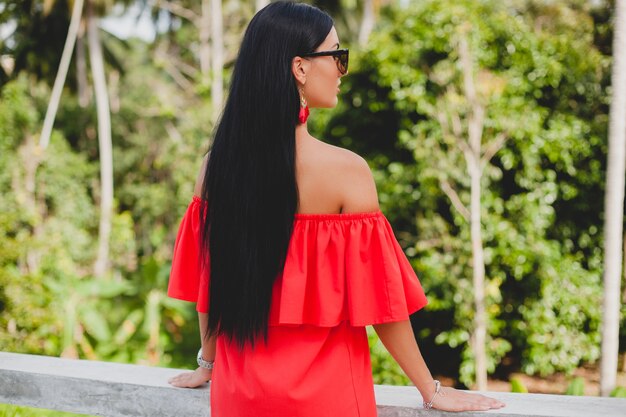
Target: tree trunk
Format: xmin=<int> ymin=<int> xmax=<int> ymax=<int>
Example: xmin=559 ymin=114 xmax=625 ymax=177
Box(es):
xmin=358 ymin=0 xmax=376 ymax=46
xmin=39 ymin=0 xmax=84 ymax=149
xmin=87 ymin=2 xmax=114 ymax=279
xmin=600 ymin=0 xmax=626 ymax=397
xmin=76 ymin=20 xmax=89 ymax=108
xmin=210 ymin=0 xmax=224 ymax=121
xmin=469 ymin=153 xmax=487 ymax=391
xmin=622 ymin=229 xmax=626 ymax=304
xmin=199 ymin=0 xmax=211 ymax=76
xmin=459 ymin=35 xmax=488 ymax=391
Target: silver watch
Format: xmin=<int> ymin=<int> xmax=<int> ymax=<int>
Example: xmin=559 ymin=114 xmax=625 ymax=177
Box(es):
xmin=197 ymin=348 xmax=214 ymax=370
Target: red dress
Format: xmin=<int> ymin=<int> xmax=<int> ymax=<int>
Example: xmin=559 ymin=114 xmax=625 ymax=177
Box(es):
xmin=168 ymin=196 xmax=428 ymax=417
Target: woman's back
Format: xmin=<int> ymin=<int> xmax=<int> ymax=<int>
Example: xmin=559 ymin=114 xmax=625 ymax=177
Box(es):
xmin=294 ymin=135 xmax=379 ymax=214
xmin=194 ymin=136 xmax=379 ymax=215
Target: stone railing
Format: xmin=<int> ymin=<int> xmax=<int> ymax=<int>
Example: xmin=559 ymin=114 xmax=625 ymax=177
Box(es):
xmin=1 ymin=352 xmax=625 ymax=416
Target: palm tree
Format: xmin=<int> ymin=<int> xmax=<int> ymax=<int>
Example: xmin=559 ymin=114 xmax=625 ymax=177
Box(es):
xmin=358 ymin=0 xmax=376 ymax=46
xmin=151 ymin=0 xmax=224 ymax=120
xmin=39 ymin=0 xmax=85 ymax=149
xmin=86 ymin=0 xmax=115 ymax=278
xmin=5 ymin=0 xmax=130 ymax=278
xmin=210 ymin=0 xmax=224 ymax=120
xmin=600 ymin=0 xmax=626 ymax=397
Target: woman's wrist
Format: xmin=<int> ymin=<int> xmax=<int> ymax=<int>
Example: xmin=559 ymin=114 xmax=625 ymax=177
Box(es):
xmin=197 ymin=366 xmax=213 ymax=374
xmin=196 ymin=365 xmax=212 ymax=382
xmin=421 ymin=380 xmax=442 ymax=409
xmin=417 ymin=379 xmax=440 ymax=402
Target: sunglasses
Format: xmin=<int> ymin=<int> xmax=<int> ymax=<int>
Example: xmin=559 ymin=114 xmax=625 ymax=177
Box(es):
xmin=301 ymin=48 xmax=349 ymax=75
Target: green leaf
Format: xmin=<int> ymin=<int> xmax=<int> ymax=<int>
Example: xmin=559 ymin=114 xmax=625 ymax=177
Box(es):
xmin=510 ymin=377 xmax=528 ymax=393
xmin=113 ymin=310 xmax=143 ymax=345
xmin=610 ymin=387 xmax=626 ymax=398
xmin=565 ymin=377 xmax=585 ymax=396
xmin=75 ymin=278 xmax=134 ymax=298
xmin=80 ymin=307 xmax=111 ymax=343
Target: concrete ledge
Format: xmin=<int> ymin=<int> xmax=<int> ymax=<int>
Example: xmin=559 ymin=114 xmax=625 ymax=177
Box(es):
xmin=1 ymin=352 xmax=625 ymax=417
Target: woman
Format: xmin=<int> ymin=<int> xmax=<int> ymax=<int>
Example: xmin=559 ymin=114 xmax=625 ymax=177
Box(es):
xmin=167 ymin=2 xmax=505 ymax=415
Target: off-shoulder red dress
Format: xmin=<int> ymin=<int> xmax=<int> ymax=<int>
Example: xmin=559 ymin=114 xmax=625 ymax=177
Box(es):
xmin=168 ymin=196 xmax=428 ymax=417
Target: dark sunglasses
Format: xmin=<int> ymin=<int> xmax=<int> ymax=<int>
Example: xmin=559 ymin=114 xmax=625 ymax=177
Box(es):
xmin=301 ymin=48 xmax=349 ymax=75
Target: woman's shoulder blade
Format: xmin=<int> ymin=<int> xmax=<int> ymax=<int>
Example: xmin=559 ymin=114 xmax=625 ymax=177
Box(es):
xmin=302 ymin=139 xmax=379 ymax=214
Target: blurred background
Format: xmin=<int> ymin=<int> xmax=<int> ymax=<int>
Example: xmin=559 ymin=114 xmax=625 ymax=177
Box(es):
xmin=1 ymin=0 xmax=625 ymax=415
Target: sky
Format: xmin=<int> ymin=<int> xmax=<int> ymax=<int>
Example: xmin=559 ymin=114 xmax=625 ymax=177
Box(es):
xmin=0 ymin=2 xmax=167 ymax=47
xmin=101 ymin=2 xmax=168 ymax=42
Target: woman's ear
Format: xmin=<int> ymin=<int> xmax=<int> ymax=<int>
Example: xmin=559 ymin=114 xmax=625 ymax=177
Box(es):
xmin=291 ymin=56 xmax=309 ymax=85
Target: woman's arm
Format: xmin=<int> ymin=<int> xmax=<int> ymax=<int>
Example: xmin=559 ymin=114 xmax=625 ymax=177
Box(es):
xmin=168 ymin=157 xmax=215 ymax=388
xmin=168 ymin=312 xmax=216 ymax=388
xmin=373 ymin=320 xmax=505 ymax=412
xmin=198 ymin=312 xmax=217 ymax=362
xmin=373 ymin=320 xmax=435 ymax=395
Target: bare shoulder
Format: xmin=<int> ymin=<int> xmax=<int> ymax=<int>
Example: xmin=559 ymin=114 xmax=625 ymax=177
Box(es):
xmin=314 ymin=141 xmax=379 ymax=213
xmin=193 ymin=153 xmax=209 ymax=197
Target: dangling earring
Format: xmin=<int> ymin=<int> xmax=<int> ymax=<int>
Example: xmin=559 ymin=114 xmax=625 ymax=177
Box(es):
xmin=298 ymin=88 xmax=309 ymax=124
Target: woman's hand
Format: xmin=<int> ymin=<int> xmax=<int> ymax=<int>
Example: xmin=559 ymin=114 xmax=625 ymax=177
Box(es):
xmin=427 ymin=386 xmax=505 ymax=412
xmin=168 ymin=367 xmax=212 ymax=388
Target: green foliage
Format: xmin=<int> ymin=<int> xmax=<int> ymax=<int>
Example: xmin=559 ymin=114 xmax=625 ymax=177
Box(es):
xmin=0 ymin=76 xmax=96 ymax=355
xmin=0 ymin=38 xmax=206 ymax=367
xmin=565 ymin=377 xmax=586 ymax=396
xmin=510 ymin=377 xmax=528 ymax=393
xmin=520 ymin=251 xmax=601 ymax=376
xmin=610 ymin=386 xmax=626 ymax=398
xmin=0 ymin=404 xmax=91 ymax=417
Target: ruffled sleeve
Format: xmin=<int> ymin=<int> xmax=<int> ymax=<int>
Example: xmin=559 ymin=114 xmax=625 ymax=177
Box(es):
xmin=168 ymin=203 xmax=427 ymax=324
xmin=269 ymin=211 xmax=428 ymax=327
xmin=167 ymin=196 xmax=209 ymax=313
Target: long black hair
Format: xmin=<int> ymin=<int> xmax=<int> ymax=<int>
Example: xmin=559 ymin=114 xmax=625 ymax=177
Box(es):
xmin=199 ymin=2 xmax=334 ymax=348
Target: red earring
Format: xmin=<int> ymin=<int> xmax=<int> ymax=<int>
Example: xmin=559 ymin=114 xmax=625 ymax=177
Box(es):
xmin=298 ymin=89 xmax=309 ymax=124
